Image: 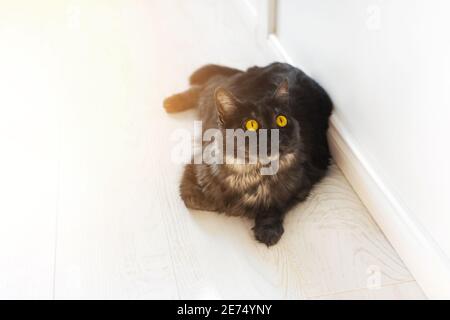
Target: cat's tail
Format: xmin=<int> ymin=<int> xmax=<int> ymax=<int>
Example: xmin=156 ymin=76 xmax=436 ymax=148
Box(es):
xmin=189 ymin=64 xmax=242 ymax=85
xmin=164 ymin=64 xmax=242 ymax=113
xmin=163 ymin=86 xmax=201 ymax=113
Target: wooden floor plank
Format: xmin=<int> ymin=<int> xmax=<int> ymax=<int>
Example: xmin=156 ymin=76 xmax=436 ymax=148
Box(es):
xmin=314 ymin=281 xmax=426 ymax=300
xmin=0 ymin=2 xmax=64 ymax=299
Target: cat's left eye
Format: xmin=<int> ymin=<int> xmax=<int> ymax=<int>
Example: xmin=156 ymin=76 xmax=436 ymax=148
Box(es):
xmin=276 ymin=115 xmax=288 ymax=127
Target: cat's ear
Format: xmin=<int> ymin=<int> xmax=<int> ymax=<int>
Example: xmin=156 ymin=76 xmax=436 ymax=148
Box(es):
xmin=274 ymin=79 xmax=289 ymax=102
xmin=215 ymin=87 xmax=238 ymax=125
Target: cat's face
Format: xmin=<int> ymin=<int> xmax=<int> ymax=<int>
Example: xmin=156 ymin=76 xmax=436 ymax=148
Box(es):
xmin=214 ymin=80 xmax=301 ymax=156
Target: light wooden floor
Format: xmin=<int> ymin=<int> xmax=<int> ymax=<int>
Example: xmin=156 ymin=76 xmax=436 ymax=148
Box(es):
xmin=0 ymin=0 xmax=425 ymax=299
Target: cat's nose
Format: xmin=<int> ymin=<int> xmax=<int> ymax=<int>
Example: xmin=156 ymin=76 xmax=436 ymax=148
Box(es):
xmin=259 ymin=129 xmax=274 ymax=153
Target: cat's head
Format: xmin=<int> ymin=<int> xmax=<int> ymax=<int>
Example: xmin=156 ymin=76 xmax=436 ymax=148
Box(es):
xmin=214 ymin=79 xmax=301 ymax=158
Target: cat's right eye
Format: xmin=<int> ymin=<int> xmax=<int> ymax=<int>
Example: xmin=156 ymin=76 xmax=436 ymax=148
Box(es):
xmin=245 ymin=119 xmax=259 ymax=131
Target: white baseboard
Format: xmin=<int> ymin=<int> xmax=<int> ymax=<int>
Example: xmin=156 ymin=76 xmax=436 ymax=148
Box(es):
xmin=329 ymin=116 xmax=450 ymax=299
xmin=267 ymin=34 xmax=293 ymax=64
xmin=267 ymin=34 xmax=450 ymax=299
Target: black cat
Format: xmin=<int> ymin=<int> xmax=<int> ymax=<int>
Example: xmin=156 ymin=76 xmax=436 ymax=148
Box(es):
xmin=164 ymin=62 xmax=332 ymax=246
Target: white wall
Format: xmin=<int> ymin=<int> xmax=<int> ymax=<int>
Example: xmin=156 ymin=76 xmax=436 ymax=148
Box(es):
xmin=276 ymin=0 xmax=450 ymax=269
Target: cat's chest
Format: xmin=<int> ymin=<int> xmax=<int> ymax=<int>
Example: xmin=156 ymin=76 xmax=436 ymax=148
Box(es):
xmin=241 ymin=179 xmax=274 ymax=207
xmin=224 ymin=171 xmax=279 ymax=207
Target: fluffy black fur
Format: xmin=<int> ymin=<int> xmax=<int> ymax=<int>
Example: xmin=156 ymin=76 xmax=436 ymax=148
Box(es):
xmin=164 ymin=62 xmax=332 ymax=246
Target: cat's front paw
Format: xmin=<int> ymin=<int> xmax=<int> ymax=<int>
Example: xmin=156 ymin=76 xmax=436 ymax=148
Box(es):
xmin=253 ymin=222 xmax=284 ymax=246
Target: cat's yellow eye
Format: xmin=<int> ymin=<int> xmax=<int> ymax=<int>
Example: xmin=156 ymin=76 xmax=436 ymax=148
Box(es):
xmin=276 ymin=115 xmax=288 ymax=127
xmin=245 ymin=119 xmax=259 ymax=131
